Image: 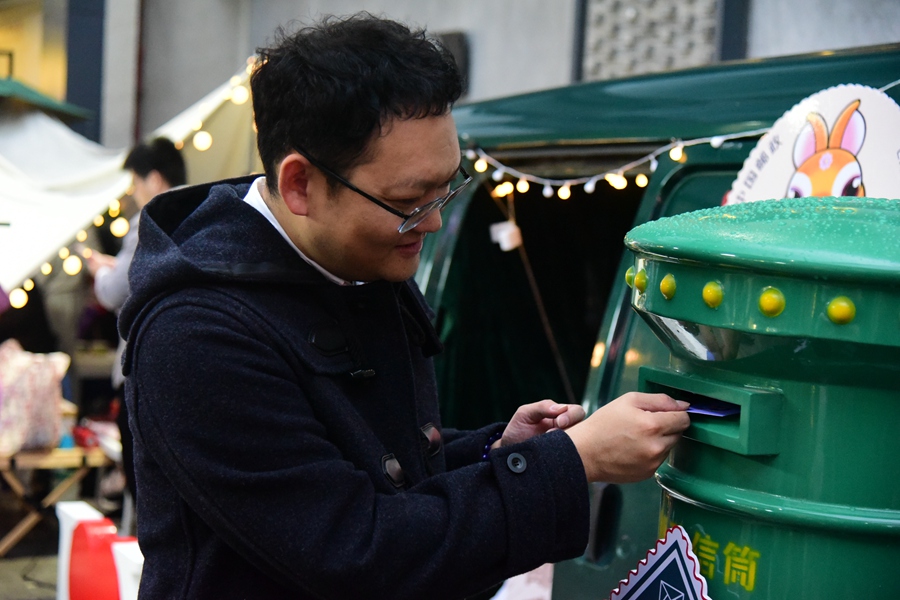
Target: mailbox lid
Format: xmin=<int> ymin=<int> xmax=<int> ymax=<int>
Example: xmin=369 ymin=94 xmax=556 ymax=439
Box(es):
xmin=625 ymin=197 xmax=900 ymax=284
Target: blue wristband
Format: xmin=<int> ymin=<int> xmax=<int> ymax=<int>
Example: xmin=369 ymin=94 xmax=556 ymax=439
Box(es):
xmin=482 ymin=431 xmax=503 ymax=461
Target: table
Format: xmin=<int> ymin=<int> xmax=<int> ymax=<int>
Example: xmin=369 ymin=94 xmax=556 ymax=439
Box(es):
xmin=0 ymin=447 xmax=113 ymax=557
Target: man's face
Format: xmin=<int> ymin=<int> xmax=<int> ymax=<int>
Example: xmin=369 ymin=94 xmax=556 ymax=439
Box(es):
xmin=131 ymin=172 xmax=154 ymax=208
xmin=299 ymin=113 xmax=462 ymax=283
xmin=131 ymin=170 xmax=169 ymax=209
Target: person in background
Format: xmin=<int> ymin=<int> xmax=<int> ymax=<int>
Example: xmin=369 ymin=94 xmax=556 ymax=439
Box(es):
xmin=118 ymin=14 xmax=689 ymax=600
xmin=87 ymin=137 xmax=186 ymax=513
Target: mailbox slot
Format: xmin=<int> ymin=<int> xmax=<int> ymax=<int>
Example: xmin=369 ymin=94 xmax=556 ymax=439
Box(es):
xmin=639 ymin=366 xmax=783 ymax=456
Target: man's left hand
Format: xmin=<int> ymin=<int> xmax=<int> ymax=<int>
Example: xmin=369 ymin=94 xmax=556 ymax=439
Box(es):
xmin=497 ymin=400 xmax=587 ymax=448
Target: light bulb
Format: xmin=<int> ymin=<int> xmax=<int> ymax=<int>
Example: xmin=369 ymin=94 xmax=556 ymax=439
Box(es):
xmin=491 ymin=168 xmax=505 ymax=182
xmin=605 ymin=173 xmax=627 ymax=190
xmin=465 ymin=149 xmax=477 ymax=161
xmin=650 ymin=158 xmax=659 ymax=172
xmin=62 ymin=255 xmax=83 ymax=276
xmin=557 ymin=184 xmax=571 ymax=200
xmin=193 ymin=131 xmax=213 ymax=151
xmin=230 ymin=75 xmax=242 ymax=86
xmin=710 ymin=136 xmax=725 ymax=149
xmin=82 ymin=247 xmax=93 ymax=258
xmin=76 ymin=230 xmax=87 ymax=242
xmin=9 ymin=288 xmax=28 ymax=309
xmin=192 ymin=120 xmax=204 ymax=132
xmin=635 ymin=173 xmax=649 ymax=188
xmin=23 ymin=279 xmax=34 ymax=291
xmin=110 ymin=199 xmax=121 ymax=212
xmin=94 ymin=215 xmax=105 ymax=227
xmin=175 ymin=140 xmax=185 ymax=150
xmin=41 ymin=262 xmax=52 ymax=275
xmin=584 ymin=178 xmax=596 ymax=194
xmin=669 ymin=145 xmax=684 ymax=162
xmin=474 ymin=159 xmax=488 ymax=173
xmin=516 ymin=178 xmax=530 ymax=193
xmin=58 ymin=247 xmax=70 ymax=259
xmin=231 ymin=85 xmax=250 ymax=105
xmin=110 ymin=216 xmax=131 ymax=238
xmin=542 ymin=184 xmax=553 ymax=198
xmin=497 ymin=182 xmax=515 ymax=197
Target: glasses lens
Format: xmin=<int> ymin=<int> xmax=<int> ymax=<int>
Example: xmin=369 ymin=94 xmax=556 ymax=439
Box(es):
xmin=397 ymin=170 xmax=472 ymax=233
xmin=398 ymin=199 xmax=442 ymax=233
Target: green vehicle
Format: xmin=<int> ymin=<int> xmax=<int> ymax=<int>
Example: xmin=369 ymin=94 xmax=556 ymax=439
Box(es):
xmin=416 ymin=43 xmax=900 ymax=598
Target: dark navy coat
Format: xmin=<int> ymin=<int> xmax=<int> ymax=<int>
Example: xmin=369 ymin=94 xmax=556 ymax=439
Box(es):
xmin=119 ymin=177 xmax=590 ymax=599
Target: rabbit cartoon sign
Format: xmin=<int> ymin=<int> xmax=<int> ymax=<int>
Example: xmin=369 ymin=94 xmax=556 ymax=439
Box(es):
xmin=726 ymin=84 xmax=900 ymax=205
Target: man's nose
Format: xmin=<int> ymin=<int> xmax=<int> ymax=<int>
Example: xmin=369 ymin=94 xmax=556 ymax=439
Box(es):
xmin=416 ymin=207 xmax=443 ymax=233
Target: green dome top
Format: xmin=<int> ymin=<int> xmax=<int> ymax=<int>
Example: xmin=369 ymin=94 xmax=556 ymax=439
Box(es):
xmin=625 ymin=197 xmax=900 ymax=284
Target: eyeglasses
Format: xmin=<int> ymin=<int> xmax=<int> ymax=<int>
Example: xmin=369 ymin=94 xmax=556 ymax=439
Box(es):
xmin=295 ymin=148 xmax=473 ymax=234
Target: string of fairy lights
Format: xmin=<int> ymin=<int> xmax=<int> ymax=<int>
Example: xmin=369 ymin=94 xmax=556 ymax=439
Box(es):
xmin=465 ymin=127 xmax=771 ymax=200
xmin=9 ymin=78 xmax=898 ymax=310
xmin=469 ymin=77 xmax=900 ymax=200
xmin=4 ymin=59 xmax=256 ymax=311
xmin=8 ymin=123 xmax=768 ymax=311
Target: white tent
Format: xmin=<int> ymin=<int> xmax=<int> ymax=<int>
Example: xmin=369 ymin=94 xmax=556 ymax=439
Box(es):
xmin=0 ymin=107 xmax=130 ymax=293
xmin=0 ymin=66 xmax=258 ymax=295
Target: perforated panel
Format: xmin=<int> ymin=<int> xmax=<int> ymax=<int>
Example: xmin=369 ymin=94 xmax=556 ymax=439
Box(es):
xmin=583 ymin=0 xmax=720 ymax=81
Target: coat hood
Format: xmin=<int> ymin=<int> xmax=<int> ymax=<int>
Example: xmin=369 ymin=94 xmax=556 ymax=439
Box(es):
xmin=118 ymin=176 xmax=325 ymax=341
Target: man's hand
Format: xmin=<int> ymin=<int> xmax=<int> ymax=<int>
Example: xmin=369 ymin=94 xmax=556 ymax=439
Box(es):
xmin=498 ymin=399 xmax=587 ymax=448
xmin=86 ymin=252 xmax=117 ymax=276
xmin=564 ymin=392 xmax=690 ymax=483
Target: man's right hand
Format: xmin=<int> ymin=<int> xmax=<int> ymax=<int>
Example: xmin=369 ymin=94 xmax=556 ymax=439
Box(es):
xmin=86 ymin=252 xmax=117 ymax=276
xmin=564 ymin=392 xmax=690 ymax=483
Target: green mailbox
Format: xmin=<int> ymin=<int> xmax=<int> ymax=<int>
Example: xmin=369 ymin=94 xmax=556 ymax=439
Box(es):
xmin=428 ymin=43 xmax=900 ymax=599
xmin=625 ymin=197 xmax=900 ymax=597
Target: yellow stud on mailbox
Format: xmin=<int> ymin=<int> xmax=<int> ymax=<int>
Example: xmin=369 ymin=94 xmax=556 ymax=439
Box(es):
xmin=702 ymin=281 xmax=724 ymax=309
xmin=827 ymin=296 xmax=856 ymax=324
xmin=759 ymin=287 xmax=785 ymax=317
xmin=660 ymin=274 xmax=677 ymax=300
xmin=634 ymin=269 xmax=648 ymax=294
xmin=625 ymin=266 xmax=635 ymax=288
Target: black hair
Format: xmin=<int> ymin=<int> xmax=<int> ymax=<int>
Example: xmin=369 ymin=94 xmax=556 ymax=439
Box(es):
xmin=123 ymin=137 xmax=187 ymax=188
xmin=250 ymin=13 xmax=463 ymax=192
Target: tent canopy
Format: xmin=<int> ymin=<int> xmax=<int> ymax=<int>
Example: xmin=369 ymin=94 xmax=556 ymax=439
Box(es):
xmin=0 ymin=78 xmax=92 ymax=120
xmin=0 ymin=67 xmax=258 ymax=293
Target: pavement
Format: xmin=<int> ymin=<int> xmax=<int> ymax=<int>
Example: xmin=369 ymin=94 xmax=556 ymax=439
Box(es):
xmin=0 ymin=493 xmax=59 ymax=600
xmin=0 ymin=479 xmax=122 ymax=600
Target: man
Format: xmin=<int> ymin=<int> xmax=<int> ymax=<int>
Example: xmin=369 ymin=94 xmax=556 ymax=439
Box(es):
xmin=87 ymin=137 xmax=186 ymax=510
xmin=119 ymin=14 xmax=689 ymax=600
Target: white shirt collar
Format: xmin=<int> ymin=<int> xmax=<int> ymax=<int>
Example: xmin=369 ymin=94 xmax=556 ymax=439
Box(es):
xmin=241 ymin=177 xmax=365 ymax=286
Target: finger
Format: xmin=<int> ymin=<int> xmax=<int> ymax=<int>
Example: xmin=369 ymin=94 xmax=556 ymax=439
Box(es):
xmin=515 ymin=400 xmax=567 ymax=425
xmin=554 ymin=405 xmax=586 ymax=429
xmin=653 ymin=410 xmax=692 ymax=435
xmin=632 ymin=393 xmax=690 ymax=412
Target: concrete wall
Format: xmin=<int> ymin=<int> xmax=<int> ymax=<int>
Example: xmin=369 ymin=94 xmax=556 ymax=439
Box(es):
xmin=135 ymin=0 xmax=578 ymax=135
xmin=100 ymin=0 xmax=139 ymax=148
xmin=118 ymin=0 xmax=900 ymax=143
xmin=747 ymin=0 xmax=900 ymax=58
xmin=138 ymin=0 xmax=252 ymax=137
xmin=247 ymin=0 xmax=579 ymax=102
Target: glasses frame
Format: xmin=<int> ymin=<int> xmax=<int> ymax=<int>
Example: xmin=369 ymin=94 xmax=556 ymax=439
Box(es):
xmin=295 ymin=148 xmax=473 ymax=233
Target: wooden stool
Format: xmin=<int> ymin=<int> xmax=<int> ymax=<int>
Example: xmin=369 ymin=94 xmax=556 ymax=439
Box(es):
xmin=0 ymin=447 xmax=113 ymax=557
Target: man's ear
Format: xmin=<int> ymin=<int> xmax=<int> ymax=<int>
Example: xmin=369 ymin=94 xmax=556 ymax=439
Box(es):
xmin=277 ymin=153 xmax=313 ymax=216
